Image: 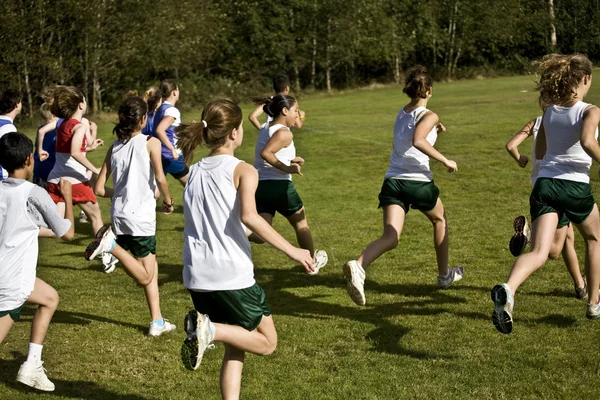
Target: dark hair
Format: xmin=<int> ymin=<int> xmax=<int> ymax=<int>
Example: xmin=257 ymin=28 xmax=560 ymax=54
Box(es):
xmin=273 ymin=73 xmax=290 ymax=94
xmin=143 ymin=86 xmax=162 ymax=114
xmin=125 ymin=89 xmax=139 ymax=98
xmin=160 ymin=79 xmax=178 ymax=100
xmin=252 ymin=94 xmax=296 ymax=118
xmin=403 ymin=65 xmax=433 ymax=99
xmin=49 ymin=85 xmax=85 ymax=119
xmin=114 ymin=97 xmax=148 ymax=142
xmin=0 ymin=89 xmax=22 ymax=115
xmin=0 ymin=132 xmax=33 ymax=172
xmin=176 ymin=99 xmax=243 ymax=164
xmin=536 ymin=53 xmax=593 ymax=109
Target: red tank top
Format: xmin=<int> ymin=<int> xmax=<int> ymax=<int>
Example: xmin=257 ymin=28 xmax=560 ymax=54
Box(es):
xmin=55 ymin=119 xmax=85 ymax=153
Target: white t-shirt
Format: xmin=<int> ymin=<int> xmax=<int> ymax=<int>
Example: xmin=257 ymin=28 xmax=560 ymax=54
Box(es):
xmin=163 ymin=101 xmax=181 ymax=127
xmin=110 ymin=134 xmax=157 ymax=236
xmin=183 ymin=155 xmax=255 ymax=291
xmin=385 ymin=106 xmax=438 ymax=182
xmin=538 ymin=101 xmax=599 ymax=184
xmin=0 ymin=178 xmax=71 ymax=311
xmin=254 ymin=123 xmax=295 ymax=181
xmin=530 ymin=116 xmax=542 ymax=185
xmin=0 ymin=116 xmax=17 ymax=180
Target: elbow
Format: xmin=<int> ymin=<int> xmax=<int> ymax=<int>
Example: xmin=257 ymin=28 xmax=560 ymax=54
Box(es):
xmin=412 ymin=139 xmax=425 ymax=151
xmin=505 ymin=143 xmax=514 ymax=153
xmin=62 ymin=231 xmax=75 ymax=242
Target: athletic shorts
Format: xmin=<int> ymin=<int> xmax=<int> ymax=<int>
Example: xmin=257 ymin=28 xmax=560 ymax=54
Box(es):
xmin=116 ymin=235 xmax=156 ymax=258
xmin=378 ymin=178 xmax=439 ymax=213
xmin=162 ymin=154 xmax=189 ymax=179
xmin=255 ymin=180 xmax=303 ymax=217
xmin=46 ymin=181 xmax=97 ymax=204
xmin=189 ymin=283 xmax=271 ymax=331
xmin=0 ymin=303 xmax=24 ymax=321
xmin=530 ymin=178 xmax=595 ymax=225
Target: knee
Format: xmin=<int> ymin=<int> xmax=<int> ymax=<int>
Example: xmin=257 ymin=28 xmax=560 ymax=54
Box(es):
xmin=382 ymin=233 xmax=399 ymax=250
xmin=261 ymin=340 xmax=277 ymax=356
xmin=548 ymin=250 xmax=560 ymax=260
xmin=47 ymin=289 xmax=59 ymax=311
xmin=431 ymin=214 xmax=446 ymax=227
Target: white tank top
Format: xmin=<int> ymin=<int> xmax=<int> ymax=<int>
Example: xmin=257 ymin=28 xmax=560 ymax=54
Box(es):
xmin=0 ymin=180 xmax=40 ymax=310
xmin=385 ymin=106 xmax=438 ymax=182
xmin=182 ymin=155 xmax=255 ymax=291
xmin=254 ymin=123 xmax=295 ymax=181
xmin=110 ymin=134 xmax=157 ymax=236
xmin=530 ymin=116 xmax=542 ymax=185
xmin=538 ymin=101 xmax=599 ymax=184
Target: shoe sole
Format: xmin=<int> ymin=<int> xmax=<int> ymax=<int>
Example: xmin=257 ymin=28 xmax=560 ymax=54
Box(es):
xmin=181 ymin=310 xmax=201 ymax=370
xmin=308 ymin=250 xmax=328 ymax=275
xmin=491 ymin=285 xmax=513 ymax=334
xmin=84 ymin=239 xmax=102 ymax=261
xmin=16 ymin=374 xmax=54 ymax=392
xmin=509 ymin=216 xmax=529 ymax=257
xmin=343 ymin=262 xmax=366 ymax=306
xmin=95 ymin=224 xmax=111 ymax=238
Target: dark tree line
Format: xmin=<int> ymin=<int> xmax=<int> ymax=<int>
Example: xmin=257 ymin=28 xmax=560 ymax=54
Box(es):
xmin=1 ymin=0 xmax=599 ymax=118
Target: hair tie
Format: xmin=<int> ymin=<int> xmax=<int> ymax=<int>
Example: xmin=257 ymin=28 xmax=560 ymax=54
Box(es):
xmin=145 ymin=90 xmax=150 ymax=96
xmin=201 ymin=120 xmax=207 ymax=128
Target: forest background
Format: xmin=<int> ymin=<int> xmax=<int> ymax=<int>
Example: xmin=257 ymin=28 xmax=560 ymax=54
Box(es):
xmin=1 ymin=0 xmax=599 ymax=119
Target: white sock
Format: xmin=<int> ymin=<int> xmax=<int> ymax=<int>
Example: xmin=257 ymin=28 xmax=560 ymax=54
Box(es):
xmin=27 ymin=343 xmax=43 ymax=364
xmin=209 ymin=322 xmax=216 ymax=339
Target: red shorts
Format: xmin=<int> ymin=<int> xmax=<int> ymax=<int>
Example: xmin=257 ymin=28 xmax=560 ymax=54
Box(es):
xmin=46 ymin=181 xmax=97 ymax=204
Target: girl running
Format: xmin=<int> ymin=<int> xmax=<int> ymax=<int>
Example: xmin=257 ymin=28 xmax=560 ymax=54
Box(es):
xmin=248 ymin=73 xmax=306 ymax=130
xmin=506 ymin=117 xmax=586 ymax=299
xmin=84 ymin=96 xmax=176 ymax=336
xmin=153 ymin=79 xmax=189 ymax=185
xmin=172 ymin=99 xmax=312 ymax=400
xmin=44 ymin=85 xmax=116 ymax=272
xmin=251 ymin=94 xmax=327 ymax=274
xmin=142 ymin=86 xmax=162 ymax=137
xmin=492 ymin=53 xmax=600 ymax=334
xmin=33 ymin=103 xmax=63 ymax=187
xmin=343 ymin=65 xmax=463 ymax=306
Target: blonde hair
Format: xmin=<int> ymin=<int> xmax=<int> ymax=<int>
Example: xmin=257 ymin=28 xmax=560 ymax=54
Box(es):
xmin=536 ymin=53 xmax=593 ymax=109
xmin=39 ymin=103 xmax=54 ymax=121
xmin=176 ymin=99 xmax=243 ymax=164
xmin=142 ymin=86 xmax=161 ymax=113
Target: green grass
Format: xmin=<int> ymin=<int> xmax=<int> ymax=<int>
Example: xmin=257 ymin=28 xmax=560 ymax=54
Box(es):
xmin=2 ymin=75 xmax=600 ymax=399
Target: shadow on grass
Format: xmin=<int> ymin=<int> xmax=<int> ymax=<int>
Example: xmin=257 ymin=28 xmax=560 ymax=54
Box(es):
xmin=534 ymin=314 xmax=577 ymax=328
xmin=253 ymin=266 xmax=484 ymax=359
xmin=157 ymin=263 xmax=183 ymax=286
xmin=18 ymin=308 xmax=147 ymax=334
xmin=529 ymin=288 xmax=575 ymax=299
xmin=0 ymin=353 xmax=153 ymax=399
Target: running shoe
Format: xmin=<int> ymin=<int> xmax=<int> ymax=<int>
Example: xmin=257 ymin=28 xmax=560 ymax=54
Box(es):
xmin=308 ymin=250 xmax=328 ymax=275
xmin=509 ymin=216 xmax=531 ymax=257
xmin=491 ymin=284 xmax=514 ymax=334
xmin=343 ymin=260 xmax=366 ymax=306
xmin=437 ymin=266 xmax=465 ymax=289
xmin=181 ymin=310 xmax=214 ymax=370
xmin=16 ymin=361 xmax=55 ymax=392
xmin=148 ymin=319 xmax=177 ymax=337
xmin=85 ymin=224 xmax=116 ymax=261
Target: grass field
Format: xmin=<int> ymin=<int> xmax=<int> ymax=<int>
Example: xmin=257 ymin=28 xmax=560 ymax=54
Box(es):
xmin=2 ymin=75 xmax=600 ymax=399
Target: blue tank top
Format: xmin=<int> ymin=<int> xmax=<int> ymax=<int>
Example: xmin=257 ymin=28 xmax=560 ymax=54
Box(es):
xmin=33 ymin=118 xmax=64 ymax=182
xmin=152 ymin=103 xmax=177 ymax=159
xmin=142 ymin=112 xmax=155 ymax=136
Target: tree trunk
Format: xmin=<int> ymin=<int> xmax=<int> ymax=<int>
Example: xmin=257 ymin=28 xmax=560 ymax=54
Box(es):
xmin=548 ymin=0 xmax=557 ymax=50
xmin=446 ymin=1 xmax=459 ymax=78
xmin=311 ymin=33 xmax=317 ymax=88
xmin=294 ymin=61 xmax=301 ymax=91
xmin=23 ymin=59 xmax=34 ymax=119
xmin=83 ymin=33 xmax=89 ymax=103
xmin=326 ymin=17 xmax=332 ymax=93
xmin=393 ymin=55 xmax=401 ymax=84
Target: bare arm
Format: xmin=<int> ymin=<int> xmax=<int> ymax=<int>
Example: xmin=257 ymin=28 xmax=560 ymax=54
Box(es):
xmin=580 ymin=106 xmax=600 ymax=164
xmin=94 ymin=145 xmax=114 ymax=198
xmin=293 ymin=109 xmax=305 ymax=129
xmin=260 ymin=129 xmax=302 ymax=175
xmin=506 ymin=119 xmax=535 ymax=167
xmin=412 ymin=112 xmax=457 ymax=172
xmin=249 ymin=103 xmax=264 ymax=130
xmin=37 ymin=120 xmax=59 ymax=161
xmin=70 ymin=124 xmax=100 ymax=174
xmin=148 ymin=137 xmax=174 ymax=214
xmin=234 ymin=163 xmax=313 ymax=271
xmin=155 ymin=116 xmax=178 ymax=159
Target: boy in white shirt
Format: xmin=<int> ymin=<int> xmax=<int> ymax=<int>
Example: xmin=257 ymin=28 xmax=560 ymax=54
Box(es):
xmin=0 ymin=89 xmax=22 ymax=181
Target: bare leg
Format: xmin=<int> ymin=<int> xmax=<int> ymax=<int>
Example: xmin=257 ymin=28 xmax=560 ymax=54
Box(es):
xmin=220 ymin=344 xmax=245 ymax=400
xmin=286 ymin=207 xmax=314 ymax=257
xmin=26 ymin=279 xmax=59 ymax=345
xmin=557 ymin=224 xmax=585 ymax=288
xmin=140 ymin=255 xmax=162 ymax=320
xmin=506 ymin=213 xmax=558 ymax=294
xmin=78 ymin=201 xmax=104 ymax=234
xmin=213 ymin=315 xmax=277 ymax=356
xmin=178 ymin=174 xmax=189 ymax=187
xmin=420 ymin=198 xmax=449 ymax=276
xmin=110 ymin=246 xmax=155 ymax=286
xmin=0 ymin=315 xmax=15 ymax=344
xmin=357 ymin=204 xmax=405 ymax=269
xmin=574 ymin=205 xmax=600 ymax=303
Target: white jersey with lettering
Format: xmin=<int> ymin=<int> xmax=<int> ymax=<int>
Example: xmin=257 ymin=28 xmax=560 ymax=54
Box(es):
xmin=183 ymin=155 xmax=255 ymax=291
xmin=385 ymin=106 xmax=437 ymax=182
xmin=538 ymin=101 xmax=599 ymax=184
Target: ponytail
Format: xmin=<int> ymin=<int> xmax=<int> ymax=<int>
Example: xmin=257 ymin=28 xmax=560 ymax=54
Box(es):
xmin=143 ymin=86 xmax=162 ymax=114
xmin=251 ymin=94 xmax=296 ymax=118
xmin=403 ymin=65 xmax=433 ymax=99
xmin=113 ymin=97 xmax=148 ymax=142
xmin=177 ymin=99 xmax=243 ymax=164
xmin=536 ymin=53 xmax=593 ymax=109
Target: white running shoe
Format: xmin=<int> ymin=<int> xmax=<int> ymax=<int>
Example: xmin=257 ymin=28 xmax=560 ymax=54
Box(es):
xmin=437 ymin=266 xmax=465 ymax=289
xmin=16 ymin=361 xmax=55 ymax=392
xmin=85 ymin=224 xmax=116 ymax=261
xmin=79 ymin=210 xmax=89 ymax=224
xmin=491 ymin=283 xmax=515 ymax=334
xmin=181 ymin=310 xmax=215 ymax=370
xmin=148 ymin=319 xmax=177 ymax=337
xmin=101 ymin=253 xmax=118 ymax=274
xmin=308 ymin=249 xmax=328 ymax=275
xmin=343 ymin=260 xmax=366 ymax=306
